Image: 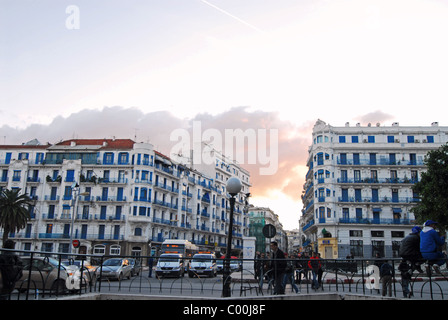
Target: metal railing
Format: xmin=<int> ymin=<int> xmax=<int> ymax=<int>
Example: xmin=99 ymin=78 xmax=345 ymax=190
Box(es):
xmin=1 ymin=248 xmax=447 ymax=300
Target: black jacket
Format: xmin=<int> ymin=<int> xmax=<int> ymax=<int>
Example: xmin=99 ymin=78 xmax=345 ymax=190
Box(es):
xmin=399 ymin=233 xmax=422 ymax=259
xmin=270 ymin=249 xmax=286 ymax=276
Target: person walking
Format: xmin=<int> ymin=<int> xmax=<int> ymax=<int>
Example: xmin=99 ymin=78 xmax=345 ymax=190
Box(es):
xmin=308 ymin=251 xmax=321 ymax=290
xmin=380 ymin=260 xmax=394 ymax=297
xmin=270 ymin=241 xmax=286 ymax=295
xmin=254 ymin=251 xmax=261 ymax=280
xmin=398 ymin=259 xmax=412 ymax=298
xmin=282 ymin=256 xmax=300 ymax=293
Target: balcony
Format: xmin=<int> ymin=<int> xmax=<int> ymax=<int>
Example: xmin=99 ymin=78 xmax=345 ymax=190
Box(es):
xmin=339 ymin=217 xmax=414 ymax=225
xmin=338 ymin=196 xmax=420 ymax=204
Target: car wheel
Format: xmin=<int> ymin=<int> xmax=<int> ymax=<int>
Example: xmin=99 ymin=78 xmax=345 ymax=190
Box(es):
xmin=51 ymin=279 xmax=66 ymax=295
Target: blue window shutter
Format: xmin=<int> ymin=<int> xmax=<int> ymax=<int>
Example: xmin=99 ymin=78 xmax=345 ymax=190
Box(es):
xmin=66 ymin=170 xmax=75 ymax=182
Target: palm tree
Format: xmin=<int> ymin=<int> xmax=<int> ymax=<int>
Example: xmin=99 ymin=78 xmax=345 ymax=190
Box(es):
xmin=0 ymin=188 xmax=32 ymax=246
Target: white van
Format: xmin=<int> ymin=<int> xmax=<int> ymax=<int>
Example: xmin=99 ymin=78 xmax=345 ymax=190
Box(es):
xmin=155 ymin=253 xmax=185 ymax=278
xmin=188 ymin=253 xmax=217 ymax=278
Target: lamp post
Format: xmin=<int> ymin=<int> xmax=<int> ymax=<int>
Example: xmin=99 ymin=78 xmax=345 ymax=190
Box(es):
xmin=70 ymin=184 xmax=90 ymax=254
xmin=222 ymin=177 xmax=242 ymax=297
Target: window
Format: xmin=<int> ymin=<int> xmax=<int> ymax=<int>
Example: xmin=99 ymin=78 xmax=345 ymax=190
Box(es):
xmin=427 ymin=136 xmax=434 ymax=143
xmin=350 ymin=240 xmax=363 ymax=257
xmin=387 ymin=136 xmax=395 ymax=143
xmin=13 ymin=170 xmax=21 ymax=181
xmin=340 ymin=153 xmax=347 ymax=165
xmin=340 ymin=170 xmax=348 ymax=182
xmin=367 ymin=136 xmax=375 ymax=143
xmin=391 ymin=231 xmax=405 ymax=238
xmin=372 ymin=240 xmax=385 ymax=257
xmin=66 ymin=169 xmax=75 ymax=182
xmin=316 ymin=153 xmax=324 ymax=165
xmin=350 ymin=230 xmax=363 ymax=237
xmin=343 ymin=208 xmax=350 ymax=220
xmin=407 ymin=136 xmax=415 ymax=143
xmin=339 ymin=136 xmax=346 ymax=143
xmin=103 ymin=152 xmax=114 ymax=165
xmin=118 ymin=152 xmax=129 ymax=164
xmin=371 ymin=170 xmax=378 ymax=182
xmin=354 ymin=170 xmax=361 ymax=182
xmin=64 ymin=186 xmax=72 ymax=200
xmin=135 ymin=228 xmax=143 ymax=236
xmin=351 ymin=136 xmax=358 ymax=143
xmin=93 ymin=245 xmax=106 ymax=255
xmin=371 ymin=230 xmax=384 ymax=237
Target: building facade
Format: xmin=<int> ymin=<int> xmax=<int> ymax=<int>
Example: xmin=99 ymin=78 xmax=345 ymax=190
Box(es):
xmin=0 ymin=138 xmax=251 ymax=258
xmin=300 ymin=120 xmax=448 ymax=259
xmin=248 ymin=206 xmax=286 ymax=253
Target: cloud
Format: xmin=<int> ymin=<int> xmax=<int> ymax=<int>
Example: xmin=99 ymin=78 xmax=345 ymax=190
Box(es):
xmin=0 ymin=106 xmax=312 ymax=202
xmin=355 ymin=110 xmax=395 ymax=125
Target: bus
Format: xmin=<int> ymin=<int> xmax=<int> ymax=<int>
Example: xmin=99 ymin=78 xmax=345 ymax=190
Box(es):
xmin=161 ymin=239 xmax=198 ymax=258
xmin=157 ymin=240 xmax=199 ymax=276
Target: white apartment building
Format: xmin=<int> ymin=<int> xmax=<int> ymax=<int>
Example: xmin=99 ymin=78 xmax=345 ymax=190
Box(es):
xmin=300 ymin=120 xmax=448 ymax=259
xmin=0 ymin=138 xmax=251 ymax=258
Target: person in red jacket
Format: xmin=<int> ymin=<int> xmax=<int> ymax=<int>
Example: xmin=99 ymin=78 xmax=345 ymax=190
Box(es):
xmin=308 ymin=251 xmax=321 ymax=289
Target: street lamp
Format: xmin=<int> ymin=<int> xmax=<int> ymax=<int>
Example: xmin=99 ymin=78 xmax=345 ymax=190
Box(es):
xmin=70 ymin=184 xmax=90 ymax=254
xmin=222 ymin=177 xmax=242 ymax=297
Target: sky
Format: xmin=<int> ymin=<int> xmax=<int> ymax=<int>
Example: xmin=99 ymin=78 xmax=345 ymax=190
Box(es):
xmin=1 ymin=0 xmax=448 ymax=229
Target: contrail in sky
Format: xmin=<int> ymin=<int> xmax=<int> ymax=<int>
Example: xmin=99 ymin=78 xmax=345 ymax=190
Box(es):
xmin=200 ymin=0 xmax=264 ymax=33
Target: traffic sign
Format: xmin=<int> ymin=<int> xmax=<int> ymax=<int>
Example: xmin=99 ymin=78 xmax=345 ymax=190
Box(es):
xmin=72 ymin=240 xmax=80 ymax=248
xmin=262 ymin=224 xmax=276 ymax=238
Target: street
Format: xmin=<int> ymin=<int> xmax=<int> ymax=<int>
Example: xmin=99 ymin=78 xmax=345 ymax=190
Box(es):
xmin=9 ymin=270 xmax=448 ymax=300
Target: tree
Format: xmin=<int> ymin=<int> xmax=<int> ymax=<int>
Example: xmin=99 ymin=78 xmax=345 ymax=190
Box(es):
xmin=0 ymin=188 xmax=32 ymax=246
xmin=412 ymin=143 xmax=448 ymax=233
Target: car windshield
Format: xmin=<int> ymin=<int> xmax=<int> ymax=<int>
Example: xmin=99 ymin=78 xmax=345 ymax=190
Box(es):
xmin=47 ymin=257 xmax=64 ymax=267
xmin=192 ymin=255 xmax=213 ymax=262
xmin=159 ymin=255 xmax=181 ymax=262
xmin=103 ymin=259 xmax=122 ymax=266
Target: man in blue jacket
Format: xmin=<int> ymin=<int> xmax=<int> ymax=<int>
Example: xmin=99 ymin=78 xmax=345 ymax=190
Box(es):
xmin=420 ymin=220 xmax=446 ymax=267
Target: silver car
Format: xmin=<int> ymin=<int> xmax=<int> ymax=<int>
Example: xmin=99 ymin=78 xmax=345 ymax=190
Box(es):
xmin=15 ymin=256 xmax=88 ymax=294
xmin=97 ymin=258 xmax=132 ymax=281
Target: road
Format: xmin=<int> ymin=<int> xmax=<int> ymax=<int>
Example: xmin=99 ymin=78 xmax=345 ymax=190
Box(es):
xmin=9 ymin=271 xmax=448 ymax=300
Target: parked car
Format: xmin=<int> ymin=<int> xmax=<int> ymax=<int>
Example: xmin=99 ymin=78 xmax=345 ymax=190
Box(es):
xmin=155 ymin=254 xmax=185 ymax=278
xmin=15 ymin=256 xmax=86 ymax=294
xmin=61 ymin=259 xmax=97 ymax=287
xmin=97 ymin=258 xmax=132 ymax=281
xmin=128 ymin=258 xmax=142 ymax=277
xmin=189 ymin=254 xmax=217 ymax=278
